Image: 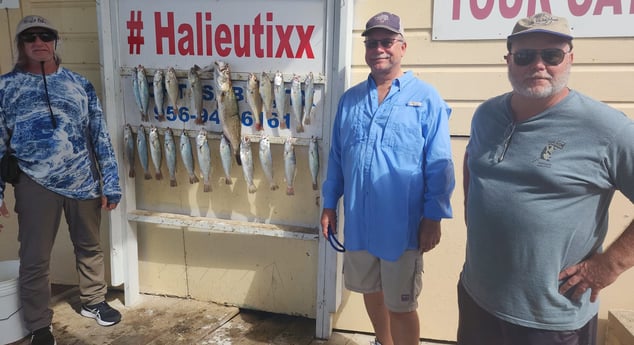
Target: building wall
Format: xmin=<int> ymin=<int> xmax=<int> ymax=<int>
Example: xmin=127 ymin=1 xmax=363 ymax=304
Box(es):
xmin=1 ymin=0 xmax=633 ymax=343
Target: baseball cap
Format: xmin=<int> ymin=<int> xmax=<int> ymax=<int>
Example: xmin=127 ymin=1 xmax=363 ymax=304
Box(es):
xmin=362 ymin=12 xmax=404 ymax=37
xmin=508 ymin=12 xmax=572 ymax=40
xmin=16 ymin=15 xmax=58 ymax=38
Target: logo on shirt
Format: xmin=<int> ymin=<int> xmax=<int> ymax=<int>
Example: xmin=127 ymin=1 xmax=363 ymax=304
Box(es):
xmin=534 ymin=140 xmax=566 ymax=167
xmin=401 ymin=294 xmax=411 ymax=302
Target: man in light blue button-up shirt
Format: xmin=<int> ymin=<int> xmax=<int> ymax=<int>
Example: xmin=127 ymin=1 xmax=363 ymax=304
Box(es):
xmin=320 ymin=11 xmax=455 ymax=345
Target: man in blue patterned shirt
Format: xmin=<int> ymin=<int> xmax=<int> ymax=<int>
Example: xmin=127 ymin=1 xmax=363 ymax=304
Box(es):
xmin=0 ymin=15 xmax=122 ymax=345
xmin=320 ymin=11 xmax=455 ymax=345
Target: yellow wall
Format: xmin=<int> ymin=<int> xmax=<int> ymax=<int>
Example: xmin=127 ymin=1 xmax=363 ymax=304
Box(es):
xmin=1 ymin=0 xmax=633 ymax=344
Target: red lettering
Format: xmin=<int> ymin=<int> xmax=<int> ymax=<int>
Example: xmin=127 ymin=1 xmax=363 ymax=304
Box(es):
xmin=453 ymin=0 xmax=461 ymax=19
xmin=295 ymin=25 xmax=315 ymax=59
xmin=215 ymin=24 xmax=232 ymax=57
xmin=233 ymin=25 xmax=251 ymax=57
xmin=206 ymin=13 xmax=213 ymax=56
xmin=526 ymin=0 xmax=552 ymax=16
xmin=569 ymin=0 xmax=593 ymax=15
xmin=593 ymin=0 xmax=622 ymax=14
xmin=275 ymin=25 xmax=294 ymax=58
xmin=154 ymin=12 xmax=175 ymax=55
xmin=196 ymin=13 xmax=203 ymax=55
xmin=266 ymin=12 xmax=274 ymax=58
xmin=499 ymin=0 xmax=523 ymax=18
xmin=177 ymin=24 xmax=195 ymax=56
xmin=253 ymin=14 xmax=265 ymax=58
xmin=471 ymin=0 xmax=495 ymax=19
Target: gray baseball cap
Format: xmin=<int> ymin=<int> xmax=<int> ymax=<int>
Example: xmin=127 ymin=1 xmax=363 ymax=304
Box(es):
xmin=508 ymin=12 xmax=572 ymax=40
xmin=16 ymin=15 xmax=58 ymax=38
xmin=362 ymin=12 xmax=405 ymax=37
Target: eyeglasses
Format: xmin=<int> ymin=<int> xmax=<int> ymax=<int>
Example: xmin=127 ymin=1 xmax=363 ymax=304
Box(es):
xmin=363 ymin=38 xmax=403 ymax=49
xmin=508 ymin=48 xmax=570 ymax=66
xmin=19 ymin=31 xmax=57 ymax=43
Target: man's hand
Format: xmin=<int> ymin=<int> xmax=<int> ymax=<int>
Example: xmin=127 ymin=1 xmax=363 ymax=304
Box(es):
xmin=419 ymin=218 xmax=441 ymax=253
xmin=101 ymin=196 xmax=118 ymax=211
xmin=558 ymin=252 xmax=619 ymax=302
xmin=320 ymin=208 xmax=337 ymax=239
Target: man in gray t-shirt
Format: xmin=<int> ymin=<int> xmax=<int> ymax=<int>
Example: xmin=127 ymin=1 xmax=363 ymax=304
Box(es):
xmin=459 ymin=12 xmax=634 ymax=345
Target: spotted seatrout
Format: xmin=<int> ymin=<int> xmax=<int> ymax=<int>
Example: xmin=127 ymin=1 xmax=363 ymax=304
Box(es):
xmin=246 ymin=73 xmax=263 ymax=131
xmin=196 ymin=128 xmax=212 ymax=192
xmin=309 ymin=136 xmax=319 ymax=190
xmin=303 ymin=72 xmax=314 ymax=126
xmin=189 ymin=65 xmax=204 ymax=125
xmin=135 ymin=65 xmax=150 ymax=122
xmin=259 ymin=72 xmax=274 ymax=122
xmin=179 ymin=131 xmax=199 ymax=184
xmin=219 ymin=135 xmax=233 ymax=185
xmin=124 ymin=124 xmax=135 ymax=178
xmin=153 ymin=69 xmax=166 ymax=121
xmin=273 ymin=71 xmax=287 ymax=129
xmin=284 ymin=137 xmax=296 ymax=196
xmin=239 ymin=137 xmax=257 ymax=194
xmin=165 ymin=67 xmax=180 ymax=117
xmin=216 ymin=68 xmax=242 ymax=166
xmin=258 ymin=135 xmax=278 ymax=191
xmin=136 ymin=124 xmax=152 ymax=180
xmin=164 ymin=127 xmax=177 ymax=187
xmin=290 ymin=74 xmax=304 ymax=133
xmin=149 ymin=125 xmax=163 ymax=180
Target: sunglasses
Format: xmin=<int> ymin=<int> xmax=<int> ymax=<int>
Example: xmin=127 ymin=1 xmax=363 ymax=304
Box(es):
xmin=364 ymin=38 xmax=403 ymax=49
xmin=508 ymin=48 xmax=570 ymax=66
xmin=19 ymin=31 xmax=57 ymax=43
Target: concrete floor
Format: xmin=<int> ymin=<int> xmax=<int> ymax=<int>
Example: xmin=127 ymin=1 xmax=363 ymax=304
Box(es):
xmin=6 ymin=285 xmax=450 ymax=345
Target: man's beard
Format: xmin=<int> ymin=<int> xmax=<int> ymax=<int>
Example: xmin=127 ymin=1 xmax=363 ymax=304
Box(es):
xmin=508 ymin=64 xmax=571 ymax=99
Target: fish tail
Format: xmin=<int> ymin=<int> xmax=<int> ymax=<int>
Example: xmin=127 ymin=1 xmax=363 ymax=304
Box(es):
xmin=158 ymin=115 xmax=167 ymax=122
xmin=312 ymin=182 xmax=318 ymax=190
xmin=155 ymin=171 xmax=163 ymax=180
xmin=195 ymin=117 xmax=204 ymax=125
xmin=286 ymin=186 xmax=295 ymax=196
xmin=129 ymin=169 xmax=135 ymax=178
xmin=304 ymin=115 xmax=311 ymax=125
xmin=144 ymin=172 xmax=152 ymax=180
xmin=270 ymin=183 xmax=279 ymax=191
xmin=170 ymin=179 xmax=177 ymax=187
xmin=296 ymin=124 xmax=304 ymax=133
xmin=255 ymin=123 xmax=263 ymax=131
xmin=204 ymin=183 xmax=212 ymax=192
xmin=248 ymin=184 xmax=257 ymax=193
xmin=225 ymin=176 xmax=233 ymax=185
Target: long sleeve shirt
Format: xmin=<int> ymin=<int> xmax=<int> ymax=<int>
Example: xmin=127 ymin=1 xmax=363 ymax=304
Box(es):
xmin=322 ymin=71 xmax=455 ymax=261
xmin=0 ymin=66 xmax=121 ymax=203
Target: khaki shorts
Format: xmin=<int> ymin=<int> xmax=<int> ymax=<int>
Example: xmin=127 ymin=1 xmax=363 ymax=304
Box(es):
xmin=344 ymin=250 xmax=423 ymax=313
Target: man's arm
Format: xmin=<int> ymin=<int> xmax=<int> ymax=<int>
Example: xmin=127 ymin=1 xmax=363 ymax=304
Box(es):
xmin=559 ymin=219 xmax=634 ymax=302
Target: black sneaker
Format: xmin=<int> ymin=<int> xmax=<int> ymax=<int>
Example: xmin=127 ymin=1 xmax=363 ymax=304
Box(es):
xmin=80 ymin=301 xmax=121 ymax=326
xmin=30 ymin=325 xmax=56 ymax=345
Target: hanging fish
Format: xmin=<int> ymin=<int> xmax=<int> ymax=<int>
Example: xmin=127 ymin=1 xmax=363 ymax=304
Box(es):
xmin=246 ymin=73 xmax=263 ymax=131
xmin=136 ymin=124 xmax=152 ymax=180
xmin=290 ymin=74 xmax=304 ymax=133
xmin=189 ymin=65 xmax=204 ymax=125
xmin=273 ymin=71 xmax=287 ymax=129
xmin=153 ymin=69 xmax=166 ymax=122
xmin=132 ymin=67 xmax=142 ymax=120
xmin=136 ymin=65 xmax=150 ymax=122
xmin=149 ymin=125 xmax=163 ymax=180
xmin=259 ymin=135 xmax=278 ymax=191
xmin=196 ymin=128 xmax=212 ymax=192
xmin=239 ymin=136 xmax=257 ymax=194
xmin=259 ymin=72 xmax=274 ymax=122
xmin=213 ymin=60 xmax=231 ymax=95
xmin=219 ymin=135 xmax=233 ymax=185
xmin=164 ymin=127 xmax=177 ymax=187
xmin=123 ymin=124 xmax=135 ymax=178
xmin=303 ymin=72 xmax=315 ymax=126
xmin=165 ymin=67 xmax=180 ymax=117
xmin=284 ymin=137 xmax=296 ymax=196
xmin=179 ymin=131 xmax=199 ymax=184
xmin=309 ymin=136 xmax=319 ymax=190
xmin=216 ymin=68 xmax=242 ymax=166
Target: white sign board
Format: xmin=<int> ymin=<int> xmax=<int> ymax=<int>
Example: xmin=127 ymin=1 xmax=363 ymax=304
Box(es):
xmin=117 ymin=0 xmax=326 ymax=138
xmin=0 ymin=0 xmax=19 ymax=8
xmin=433 ymin=0 xmax=634 ymax=40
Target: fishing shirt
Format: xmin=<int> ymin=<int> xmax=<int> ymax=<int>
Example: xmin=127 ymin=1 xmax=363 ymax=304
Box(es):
xmin=322 ymin=71 xmax=455 ymax=261
xmin=463 ymin=90 xmax=634 ymax=330
xmin=0 ymin=66 xmax=121 ymax=203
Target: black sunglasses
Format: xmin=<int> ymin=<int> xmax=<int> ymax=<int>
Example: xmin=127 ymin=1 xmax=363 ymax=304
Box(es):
xmin=19 ymin=31 xmax=57 ymax=43
xmin=364 ymin=38 xmax=403 ymax=49
xmin=508 ymin=48 xmax=570 ymax=66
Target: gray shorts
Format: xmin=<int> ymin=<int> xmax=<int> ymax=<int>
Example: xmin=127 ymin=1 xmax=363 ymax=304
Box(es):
xmin=343 ymin=250 xmax=423 ymax=313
